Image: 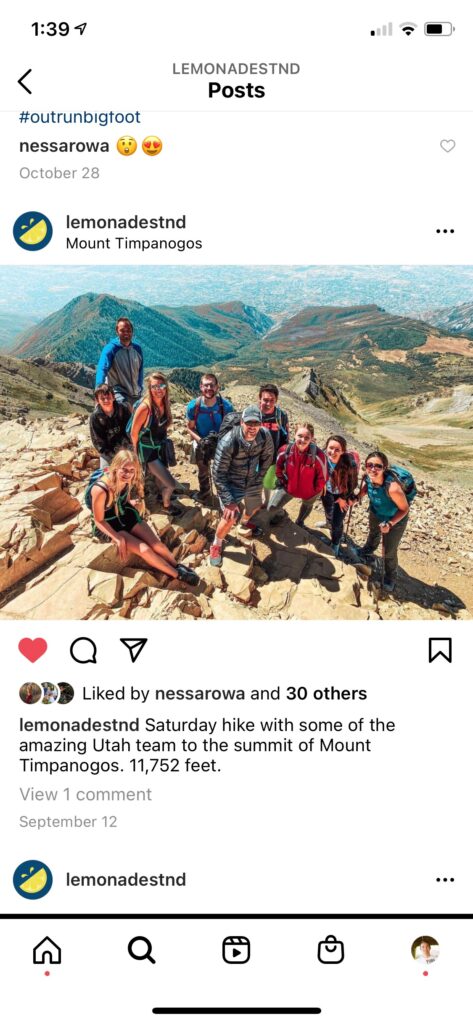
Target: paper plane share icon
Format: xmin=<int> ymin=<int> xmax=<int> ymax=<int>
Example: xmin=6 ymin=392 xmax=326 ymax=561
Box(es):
xmin=120 ymin=638 xmax=148 ymax=663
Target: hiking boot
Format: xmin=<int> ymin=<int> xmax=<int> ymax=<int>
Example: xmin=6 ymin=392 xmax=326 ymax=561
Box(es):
xmin=318 ymin=535 xmax=340 ymax=557
xmin=383 ymin=578 xmax=395 ymax=594
xmin=176 ymin=564 xmax=200 ymax=587
xmin=315 ymin=519 xmax=331 ymax=529
xmin=163 ymin=502 xmax=184 ymax=517
xmin=355 ymin=546 xmax=376 ymax=565
xmin=295 ymin=513 xmax=309 ymax=528
xmin=197 ymin=490 xmax=212 ymax=505
xmin=209 ymin=543 xmax=223 ymax=567
xmin=238 ymin=523 xmax=264 ymax=539
xmin=268 ymin=509 xmax=286 ymax=526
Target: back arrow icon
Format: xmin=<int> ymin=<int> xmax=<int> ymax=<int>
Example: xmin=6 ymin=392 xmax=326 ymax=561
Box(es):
xmin=18 ymin=69 xmax=32 ymax=94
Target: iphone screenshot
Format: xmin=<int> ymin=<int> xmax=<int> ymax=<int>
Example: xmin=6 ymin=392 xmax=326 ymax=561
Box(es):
xmin=0 ymin=1 xmax=471 ymax=1021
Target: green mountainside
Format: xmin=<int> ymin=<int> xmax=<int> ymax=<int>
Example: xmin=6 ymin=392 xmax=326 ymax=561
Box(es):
xmin=11 ymin=293 xmax=215 ymax=368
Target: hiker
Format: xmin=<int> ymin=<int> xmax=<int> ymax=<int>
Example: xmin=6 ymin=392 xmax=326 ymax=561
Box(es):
xmin=267 ymin=423 xmax=328 ymax=527
xmin=209 ymin=405 xmax=274 ymax=567
xmin=186 ymin=373 xmax=233 ymax=502
xmin=317 ymin=435 xmax=359 ymax=555
xmin=356 ymin=451 xmax=412 ymax=593
xmin=95 ymin=316 xmax=143 ymax=411
xmin=89 ymin=384 xmax=130 ymax=469
xmin=87 ymin=449 xmax=198 ymax=586
xmin=129 ymin=372 xmax=181 ymax=516
xmin=258 ymin=384 xmax=290 ymax=502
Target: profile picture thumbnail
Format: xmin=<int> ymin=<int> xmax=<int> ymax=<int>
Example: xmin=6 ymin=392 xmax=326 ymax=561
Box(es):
xmin=19 ymin=682 xmax=42 ymax=705
xmin=58 ymin=682 xmax=74 ymax=705
xmin=41 ymin=683 xmax=59 ymax=705
xmin=411 ymin=935 xmax=440 ymax=966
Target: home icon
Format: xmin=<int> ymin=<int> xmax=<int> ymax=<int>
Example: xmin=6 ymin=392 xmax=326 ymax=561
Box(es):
xmin=33 ymin=936 xmax=62 ymax=965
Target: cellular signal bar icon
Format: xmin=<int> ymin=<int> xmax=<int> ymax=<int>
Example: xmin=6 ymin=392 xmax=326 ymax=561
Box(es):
xmin=370 ymin=23 xmax=393 ymax=36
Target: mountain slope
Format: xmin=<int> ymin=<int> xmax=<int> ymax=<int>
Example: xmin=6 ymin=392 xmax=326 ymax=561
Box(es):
xmin=259 ymin=304 xmax=473 ymax=356
xmin=422 ymin=302 xmax=473 ymax=338
xmin=0 ymin=312 xmax=39 ymax=351
xmin=0 ymin=355 xmax=93 ymax=419
xmin=11 ymin=293 xmax=216 ymax=368
xmin=156 ymin=301 xmax=273 ymax=354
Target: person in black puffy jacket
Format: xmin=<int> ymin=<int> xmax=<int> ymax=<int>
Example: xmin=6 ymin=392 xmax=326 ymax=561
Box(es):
xmin=89 ymin=385 xmax=130 ymax=469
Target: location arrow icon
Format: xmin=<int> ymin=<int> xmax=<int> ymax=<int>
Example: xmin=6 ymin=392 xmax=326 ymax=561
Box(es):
xmin=18 ymin=69 xmax=32 ymax=95
xmin=120 ymin=638 xmax=148 ymax=663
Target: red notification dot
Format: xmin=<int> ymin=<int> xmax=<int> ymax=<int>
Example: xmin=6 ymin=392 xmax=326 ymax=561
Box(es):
xmin=44 ymin=971 xmax=50 ymax=977
xmin=423 ymin=971 xmax=428 ymax=976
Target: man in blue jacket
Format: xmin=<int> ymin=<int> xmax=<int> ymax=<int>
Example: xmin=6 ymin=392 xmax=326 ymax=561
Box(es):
xmin=95 ymin=317 xmax=144 ymax=411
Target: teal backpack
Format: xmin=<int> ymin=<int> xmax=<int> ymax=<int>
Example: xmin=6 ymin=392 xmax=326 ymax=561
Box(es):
xmin=84 ymin=468 xmax=107 ymax=510
xmin=385 ymin=465 xmax=417 ymax=504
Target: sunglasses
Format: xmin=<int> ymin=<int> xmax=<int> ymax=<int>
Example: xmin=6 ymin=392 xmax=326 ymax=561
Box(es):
xmin=150 ymin=383 xmax=167 ymax=390
xmin=366 ymin=462 xmax=384 ymax=471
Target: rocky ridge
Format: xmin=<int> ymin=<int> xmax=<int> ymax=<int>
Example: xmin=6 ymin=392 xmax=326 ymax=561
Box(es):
xmin=0 ymin=390 xmax=471 ymax=621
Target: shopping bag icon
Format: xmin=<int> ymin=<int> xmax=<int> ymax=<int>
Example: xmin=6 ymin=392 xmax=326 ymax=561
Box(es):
xmin=317 ymin=934 xmax=344 ymax=964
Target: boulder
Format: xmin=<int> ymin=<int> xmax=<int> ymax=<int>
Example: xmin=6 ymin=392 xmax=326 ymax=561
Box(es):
xmin=221 ymin=545 xmax=254 ymax=577
xmin=223 ymin=572 xmax=255 ymax=604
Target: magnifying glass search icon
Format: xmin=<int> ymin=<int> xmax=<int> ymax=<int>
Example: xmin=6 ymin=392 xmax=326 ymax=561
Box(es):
xmin=128 ymin=935 xmax=156 ymax=964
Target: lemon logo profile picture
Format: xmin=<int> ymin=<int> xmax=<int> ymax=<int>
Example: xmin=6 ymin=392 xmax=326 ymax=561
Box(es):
xmin=13 ymin=859 xmax=53 ymax=899
xmin=13 ymin=211 xmax=53 ymax=251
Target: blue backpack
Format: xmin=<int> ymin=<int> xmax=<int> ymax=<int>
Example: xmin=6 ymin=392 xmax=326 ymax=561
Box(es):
xmin=385 ymin=465 xmax=417 ymax=504
xmin=84 ymin=468 xmax=108 ymax=510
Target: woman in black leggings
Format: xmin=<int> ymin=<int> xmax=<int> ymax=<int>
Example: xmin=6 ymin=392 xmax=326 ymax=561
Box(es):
xmin=130 ymin=371 xmax=180 ymax=515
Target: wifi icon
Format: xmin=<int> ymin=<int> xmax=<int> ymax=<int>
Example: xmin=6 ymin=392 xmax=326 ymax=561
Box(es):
xmin=400 ymin=22 xmax=417 ymax=35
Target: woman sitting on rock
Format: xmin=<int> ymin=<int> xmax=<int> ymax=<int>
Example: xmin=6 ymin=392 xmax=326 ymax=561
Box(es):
xmin=267 ymin=422 xmax=328 ymax=527
xmin=88 ymin=449 xmax=198 ymax=586
xmin=129 ymin=371 xmax=181 ymax=515
xmin=317 ymin=435 xmax=359 ymax=556
xmin=356 ymin=450 xmax=411 ymax=593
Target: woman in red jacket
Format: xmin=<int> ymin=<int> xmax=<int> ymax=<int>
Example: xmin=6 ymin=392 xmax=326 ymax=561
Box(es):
xmin=267 ymin=423 xmax=328 ymax=527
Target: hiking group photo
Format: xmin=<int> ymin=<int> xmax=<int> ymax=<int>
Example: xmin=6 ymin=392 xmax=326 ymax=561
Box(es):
xmin=0 ymin=264 xmax=471 ymax=621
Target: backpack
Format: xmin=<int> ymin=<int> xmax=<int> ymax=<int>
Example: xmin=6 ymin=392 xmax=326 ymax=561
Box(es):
xmin=84 ymin=468 xmax=108 ymax=510
xmin=385 ymin=464 xmax=417 ymax=504
xmin=347 ymin=449 xmax=361 ymax=472
xmin=218 ymin=410 xmax=242 ymax=441
xmin=281 ymin=442 xmax=328 ymax=484
xmin=193 ymin=395 xmax=225 ymax=428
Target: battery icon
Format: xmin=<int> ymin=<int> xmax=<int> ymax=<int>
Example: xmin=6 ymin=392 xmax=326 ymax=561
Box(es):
xmin=424 ymin=22 xmax=455 ymax=35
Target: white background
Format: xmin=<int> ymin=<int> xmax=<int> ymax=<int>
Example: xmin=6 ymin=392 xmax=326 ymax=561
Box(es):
xmin=1 ymin=3 xmax=472 ymax=1022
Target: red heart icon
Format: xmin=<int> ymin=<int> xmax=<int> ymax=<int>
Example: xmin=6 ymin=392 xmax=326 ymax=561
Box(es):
xmin=18 ymin=637 xmax=48 ymax=663
xmin=153 ymin=142 xmax=160 ymax=148
xmin=144 ymin=142 xmax=151 ymax=148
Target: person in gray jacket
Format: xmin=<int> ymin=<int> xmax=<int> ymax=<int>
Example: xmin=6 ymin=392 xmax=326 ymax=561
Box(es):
xmin=209 ymin=405 xmax=274 ymax=567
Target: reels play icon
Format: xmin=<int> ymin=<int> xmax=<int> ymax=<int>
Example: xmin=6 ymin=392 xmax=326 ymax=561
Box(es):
xmin=222 ymin=936 xmax=250 ymax=964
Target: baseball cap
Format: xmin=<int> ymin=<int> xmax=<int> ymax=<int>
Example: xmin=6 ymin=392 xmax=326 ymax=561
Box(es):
xmin=242 ymin=405 xmax=262 ymax=424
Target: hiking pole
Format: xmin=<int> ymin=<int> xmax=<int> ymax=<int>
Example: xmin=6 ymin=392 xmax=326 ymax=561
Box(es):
xmin=344 ymin=503 xmax=353 ymax=545
xmin=380 ymin=531 xmax=386 ymax=593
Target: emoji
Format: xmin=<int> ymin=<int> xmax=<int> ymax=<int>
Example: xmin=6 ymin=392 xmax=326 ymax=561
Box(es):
xmin=13 ymin=212 xmax=53 ymax=251
xmin=13 ymin=860 xmax=53 ymax=900
xmin=117 ymin=135 xmax=137 ymax=156
xmin=142 ymin=135 xmax=163 ymax=156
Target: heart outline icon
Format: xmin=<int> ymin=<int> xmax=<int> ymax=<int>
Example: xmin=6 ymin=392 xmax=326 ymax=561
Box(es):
xmin=440 ymin=139 xmax=456 ymax=153
xmin=18 ymin=637 xmax=48 ymax=663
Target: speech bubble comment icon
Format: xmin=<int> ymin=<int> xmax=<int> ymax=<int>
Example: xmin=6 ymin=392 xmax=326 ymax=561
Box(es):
xmin=70 ymin=637 xmax=97 ymax=664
